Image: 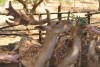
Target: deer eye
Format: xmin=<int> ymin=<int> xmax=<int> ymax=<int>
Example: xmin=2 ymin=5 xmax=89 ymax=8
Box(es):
xmin=56 ymin=22 xmax=59 ymax=25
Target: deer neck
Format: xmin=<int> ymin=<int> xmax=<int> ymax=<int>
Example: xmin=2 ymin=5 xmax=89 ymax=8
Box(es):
xmin=44 ymin=32 xmax=58 ymax=45
xmin=58 ymin=27 xmax=81 ymax=67
xmin=58 ymin=36 xmax=81 ymax=67
xmin=88 ymin=40 xmax=97 ymax=56
xmin=35 ymin=32 xmax=59 ymax=67
xmin=43 ymin=32 xmax=59 ymax=55
xmin=88 ymin=39 xmax=98 ymax=67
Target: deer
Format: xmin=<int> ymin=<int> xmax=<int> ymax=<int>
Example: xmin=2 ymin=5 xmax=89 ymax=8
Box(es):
xmin=33 ymin=12 xmax=74 ymax=67
xmin=17 ymin=13 xmax=73 ymax=67
xmin=34 ymin=12 xmax=88 ymax=67
xmin=5 ymin=1 xmax=75 ymax=67
xmin=12 ymin=18 xmax=73 ymax=67
xmin=5 ymin=1 xmax=88 ymax=67
xmin=87 ymin=31 xmax=100 ymax=67
xmin=55 ymin=19 xmax=85 ymax=67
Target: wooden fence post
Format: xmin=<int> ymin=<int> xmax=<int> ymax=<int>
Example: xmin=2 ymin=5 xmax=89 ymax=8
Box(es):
xmin=86 ymin=12 xmax=92 ymax=24
xmin=58 ymin=5 xmax=62 ymax=20
xmin=87 ymin=12 xmax=90 ymax=24
xmin=39 ymin=14 xmax=42 ymax=43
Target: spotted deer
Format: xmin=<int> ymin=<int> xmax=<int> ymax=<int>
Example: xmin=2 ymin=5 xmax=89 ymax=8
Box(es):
xmin=6 ymin=1 xmax=74 ymax=67
xmin=55 ymin=20 xmax=85 ymax=67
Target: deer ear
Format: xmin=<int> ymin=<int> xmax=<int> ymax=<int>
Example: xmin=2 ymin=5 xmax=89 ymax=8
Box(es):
xmin=34 ymin=25 xmax=51 ymax=31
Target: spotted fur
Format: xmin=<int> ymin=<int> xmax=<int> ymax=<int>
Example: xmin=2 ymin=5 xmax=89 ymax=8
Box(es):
xmin=19 ymin=36 xmax=42 ymax=67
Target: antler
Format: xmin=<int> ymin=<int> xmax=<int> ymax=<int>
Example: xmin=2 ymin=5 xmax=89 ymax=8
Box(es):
xmin=31 ymin=0 xmax=43 ymax=13
xmin=29 ymin=9 xmax=50 ymax=25
xmin=6 ymin=1 xmax=29 ymax=25
xmin=6 ymin=1 xmax=50 ymax=26
xmin=16 ymin=0 xmax=28 ymax=12
xmin=16 ymin=0 xmax=43 ymax=13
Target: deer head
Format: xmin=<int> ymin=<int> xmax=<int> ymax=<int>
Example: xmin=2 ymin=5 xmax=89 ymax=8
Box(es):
xmin=35 ymin=11 xmax=73 ymax=35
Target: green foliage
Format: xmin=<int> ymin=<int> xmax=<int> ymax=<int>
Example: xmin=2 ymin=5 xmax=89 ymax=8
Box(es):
xmin=70 ymin=13 xmax=88 ymax=27
xmin=0 ymin=0 xmax=6 ymax=6
xmin=75 ymin=16 xmax=87 ymax=27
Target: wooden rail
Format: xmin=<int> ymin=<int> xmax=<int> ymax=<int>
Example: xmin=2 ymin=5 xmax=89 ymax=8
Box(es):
xmin=85 ymin=11 xmax=100 ymax=24
xmin=0 ymin=5 xmax=100 ymax=40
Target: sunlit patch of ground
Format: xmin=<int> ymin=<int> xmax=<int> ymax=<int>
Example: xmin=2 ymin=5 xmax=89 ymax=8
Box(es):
xmin=0 ymin=36 xmax=21 ymax=45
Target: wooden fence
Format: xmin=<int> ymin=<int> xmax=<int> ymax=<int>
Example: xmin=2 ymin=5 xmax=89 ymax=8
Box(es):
xmin=0 ymin=5 xmax=79 ymax=43
xmin=0 ymin=5 xmax=100 ymax=43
